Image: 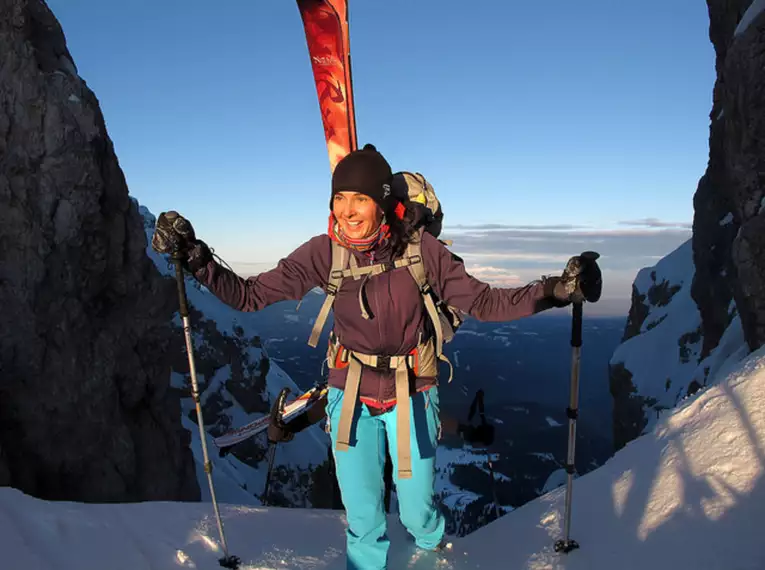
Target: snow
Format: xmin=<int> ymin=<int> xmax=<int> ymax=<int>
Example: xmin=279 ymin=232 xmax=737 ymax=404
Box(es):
xmin=2 ymin=343 xmax=763 ymax=569
xmin=530 ymin=452 xmax=557 ymax=462
xmin=541 ymin=468 xmax=569 ymax=494
xmin=545 ymin=416 xmax=563 ymax=427
xmin=718 ymin=212 xmax=734 ymax=226
xmin=610 ymin=240 xmax=707 ymax=433
xmin=759 ymin=195 xmax=765 ymax=215
xmin=734 ymin=0 xmax=765 ymax=37
xmin=611 ymin=238 xmax=749 ymax=438
xmin=436 ymin=446 xmax=488 ymax=508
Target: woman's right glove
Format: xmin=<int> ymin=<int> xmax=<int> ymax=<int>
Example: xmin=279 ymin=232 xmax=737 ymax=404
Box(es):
xmin=151 ymin=211 xmax=211 ymax=272
xmin=545 ymin=251 xmax=602 ymax=305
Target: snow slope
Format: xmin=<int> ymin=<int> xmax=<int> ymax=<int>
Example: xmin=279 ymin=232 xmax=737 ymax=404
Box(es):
xmin=1 ymin=342 xmax=762 ymax=569
xmin=138 ymin=202 xmax=330 ymax=506
xmin=610 ymin=239 xmax=747 ymax=437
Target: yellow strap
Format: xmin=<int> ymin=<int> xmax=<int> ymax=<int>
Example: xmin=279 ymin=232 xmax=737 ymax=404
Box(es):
xmin=308 ymin=242 xmax=349 ymax=348
xmin=439 ymin=353 xmax=454 ymax=383
xmin=422 ymin=293 xmax=444 ymax=356
xmin=394 ymin=360 xmax=413 ymax=479
xmin=335 ymin=357 xmax=363 ymax=452
xmin=404 ymin=234 xmax=445 ymax=357
xmin=309 ymin=294 xmax=335 ymax=348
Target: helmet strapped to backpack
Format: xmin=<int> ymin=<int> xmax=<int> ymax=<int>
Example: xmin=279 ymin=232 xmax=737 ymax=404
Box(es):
xmin=391 ymin=171 xmax=444 ymax=239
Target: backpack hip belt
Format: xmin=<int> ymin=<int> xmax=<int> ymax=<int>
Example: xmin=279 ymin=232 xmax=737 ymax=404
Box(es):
xmin=334 ymin=347 xmax=415 ymax=479
xmin=328 ymin=332 xmax=439 ymax=479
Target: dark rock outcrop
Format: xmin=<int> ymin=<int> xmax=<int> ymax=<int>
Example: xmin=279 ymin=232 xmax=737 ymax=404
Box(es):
xmin=693 ymin=0 xmax=765 ymax=356
xmin=0 ymin=0 xmax=198 ymax=501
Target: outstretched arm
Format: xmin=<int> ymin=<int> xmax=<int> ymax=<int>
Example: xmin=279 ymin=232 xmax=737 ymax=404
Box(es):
xmin=420 ymin=232 xmax=566 ymax=322
xmin=188 ymin=236 xmax=331 ymax=312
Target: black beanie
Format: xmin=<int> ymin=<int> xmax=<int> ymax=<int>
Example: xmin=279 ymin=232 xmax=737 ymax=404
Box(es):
xmin=330 ymin=143 xmax=394 ymax=212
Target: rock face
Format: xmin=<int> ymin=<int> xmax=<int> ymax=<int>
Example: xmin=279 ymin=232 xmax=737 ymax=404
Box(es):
xmin=609 ymin=0 xmax=765 ymax=450
xmin=0 ymin=0 xmax=198 ymax=501
xmin=697 ymin=0 xmax=765 ymax=355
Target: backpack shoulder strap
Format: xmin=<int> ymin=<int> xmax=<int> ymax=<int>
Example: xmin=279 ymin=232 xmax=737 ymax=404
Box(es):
xmin=308 ymin=240 xmax=349 ymax=347
xmin=405 ymin=232 xmax=446 ymax=357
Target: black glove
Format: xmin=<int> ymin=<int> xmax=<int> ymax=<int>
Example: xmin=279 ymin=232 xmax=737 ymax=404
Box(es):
xmin=267 ymin=388 xmax=295 ymax=444
xmin=459 ymin=423 xmax=495 ymax=447
xmin=549 ymin=251 xmax=602 ymax=304
xmin=152 ymin=211 xmax=212 ymax=272
xmin=152 ymin=211 xmax=196 ymax=255
xmin=266 ymin=388 xmax=328 ymax=444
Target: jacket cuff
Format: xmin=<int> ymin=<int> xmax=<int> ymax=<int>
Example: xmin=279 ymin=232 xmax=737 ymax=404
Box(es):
xmin=185 ymin=240 xmax=213 ymax=274
xmin=542 ymin=276 xmax=571 ymax=308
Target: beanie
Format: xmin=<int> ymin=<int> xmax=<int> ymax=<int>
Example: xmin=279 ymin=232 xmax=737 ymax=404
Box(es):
xmin=330 ymin=143 xmax=394 ymax=212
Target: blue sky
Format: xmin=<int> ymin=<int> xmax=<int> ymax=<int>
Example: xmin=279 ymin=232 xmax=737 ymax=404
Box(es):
xmin=48 ymin=0 xmax=715 ymax=315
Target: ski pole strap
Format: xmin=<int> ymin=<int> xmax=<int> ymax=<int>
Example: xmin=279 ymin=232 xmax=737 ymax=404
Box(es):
xmin=334 ymin=351 xmax=414 ymax=480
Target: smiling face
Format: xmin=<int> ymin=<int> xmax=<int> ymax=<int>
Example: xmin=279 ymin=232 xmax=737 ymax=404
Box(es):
xmin=332 ymin=191 xmax=384 ymax=240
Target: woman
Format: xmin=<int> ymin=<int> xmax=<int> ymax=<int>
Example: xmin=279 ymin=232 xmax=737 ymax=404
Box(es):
xmin=152 ymin=144 xmax=601 ymax=570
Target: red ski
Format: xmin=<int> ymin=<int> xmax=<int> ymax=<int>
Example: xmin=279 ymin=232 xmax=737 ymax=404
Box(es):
xmin=297 ymin=0 xmax=357 ymax=172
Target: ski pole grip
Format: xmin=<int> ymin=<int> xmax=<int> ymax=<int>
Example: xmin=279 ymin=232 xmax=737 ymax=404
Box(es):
xmin=571 ymin=302 xmax=583 ymax=348
xmin=173 ymin=257 xmax=190 ymax=319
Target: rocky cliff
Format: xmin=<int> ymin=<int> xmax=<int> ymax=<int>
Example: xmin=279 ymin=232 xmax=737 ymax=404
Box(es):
xmin=0 ymin=0 xmax=198 ymax=501
xmin=609 ymin=0 xmax=765 ymax=450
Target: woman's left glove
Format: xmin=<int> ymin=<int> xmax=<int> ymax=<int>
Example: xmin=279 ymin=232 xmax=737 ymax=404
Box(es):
xmin=266 ymin=387 xmax=328 ymax=444
xmin=546 ymin=251 xmax=602 ymax=305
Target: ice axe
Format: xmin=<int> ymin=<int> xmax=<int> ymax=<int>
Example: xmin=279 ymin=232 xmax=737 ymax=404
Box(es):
xmin=554 ymin=250 xmax=600 ymax=555
xmin=172 ymin=254 xmax=241 ymax=569
xmin=468 ymin=389 xmax=501 ymax=520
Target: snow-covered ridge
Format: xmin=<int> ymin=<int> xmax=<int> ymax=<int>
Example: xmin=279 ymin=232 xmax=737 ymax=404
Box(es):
xmin=2 ymin=338 xmax=763 ymax=569
xmin=610 ymin=240 xmax=747 ymax=447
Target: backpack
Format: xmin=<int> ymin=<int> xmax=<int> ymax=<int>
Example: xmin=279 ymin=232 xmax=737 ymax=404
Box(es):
xmin=307 ymin=171 xmax=463 ymax=366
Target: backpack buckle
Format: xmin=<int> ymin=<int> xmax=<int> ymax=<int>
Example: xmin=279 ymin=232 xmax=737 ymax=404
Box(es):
xmin=326 ymin=282 xmax=339 ymax=296
xmin=374 ymin=355 xmax=391 ymax=370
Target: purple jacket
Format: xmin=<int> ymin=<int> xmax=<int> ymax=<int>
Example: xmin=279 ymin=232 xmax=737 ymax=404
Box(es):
xmin=192 ymin=232 xmax=559 ymax=403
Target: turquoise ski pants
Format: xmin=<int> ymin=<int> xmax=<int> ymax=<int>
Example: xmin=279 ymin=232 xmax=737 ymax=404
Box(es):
xmin=326 ymin=385 xmax=446 ymax=570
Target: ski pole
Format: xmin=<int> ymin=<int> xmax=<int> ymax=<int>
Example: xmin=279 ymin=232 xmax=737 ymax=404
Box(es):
xmin=553 ymin=250 xmax=600 ymax=553
xmin=173 ymin=256 xmax=240 ymax=570
xmin=554 ymin=299 xmax=584 ymax=554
